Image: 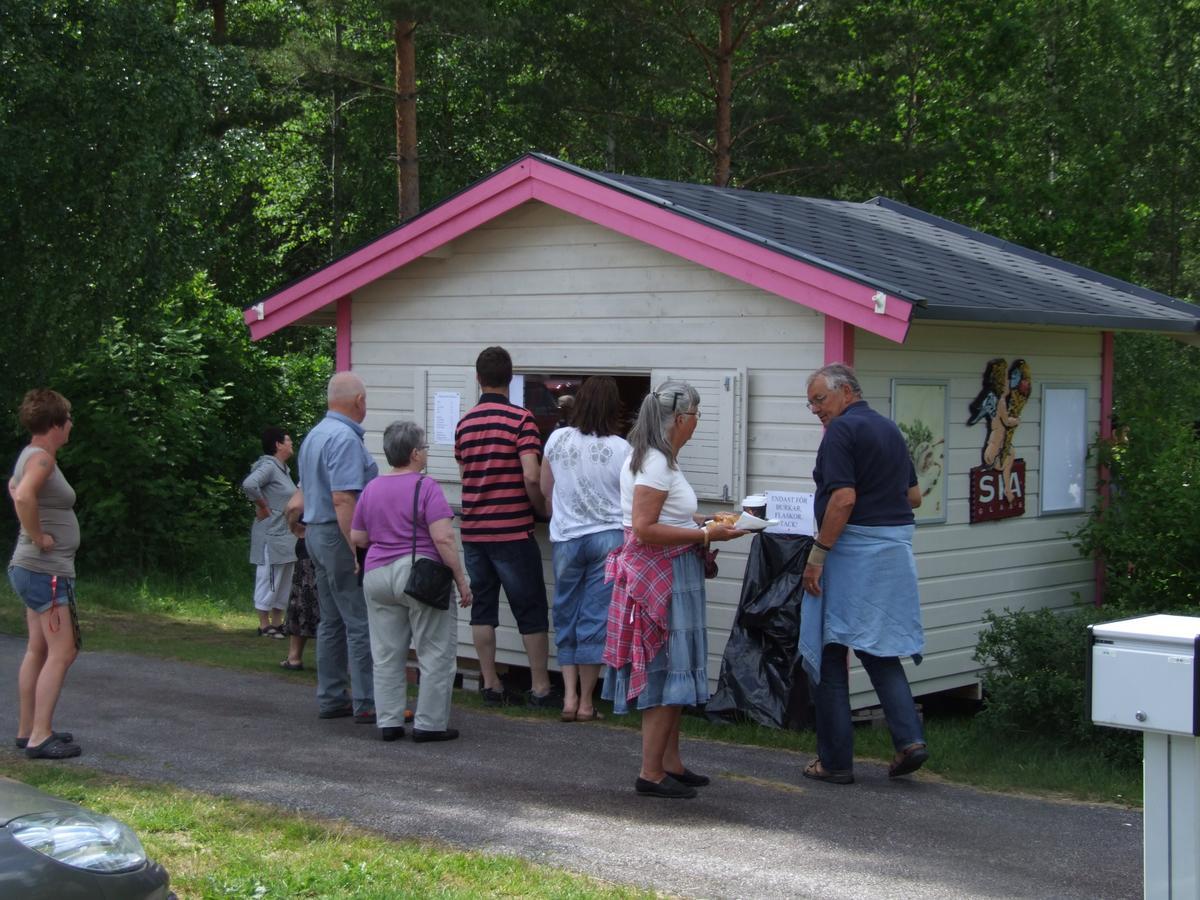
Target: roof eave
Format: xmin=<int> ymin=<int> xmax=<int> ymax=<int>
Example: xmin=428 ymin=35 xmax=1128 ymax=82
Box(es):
xmin=916 ymin=304 xmax=1200 ymax=333
xmin=246 ymin=153 xmax=915 ymax=344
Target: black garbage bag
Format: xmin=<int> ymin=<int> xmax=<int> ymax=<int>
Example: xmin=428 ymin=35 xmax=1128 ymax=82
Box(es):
xmin=706 ymin=532 xmax=813 ymax=729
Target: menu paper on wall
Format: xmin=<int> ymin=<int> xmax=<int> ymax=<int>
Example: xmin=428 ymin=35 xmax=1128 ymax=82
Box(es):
xmin=765 ymin=491 xmax=815 ymax=535
xmin=433 ymin=392 xmax=461 ymax=445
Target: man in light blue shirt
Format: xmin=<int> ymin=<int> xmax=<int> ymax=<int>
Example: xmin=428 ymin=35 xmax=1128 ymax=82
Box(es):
xmin=287 ymin=372 xmax=378 ymax=722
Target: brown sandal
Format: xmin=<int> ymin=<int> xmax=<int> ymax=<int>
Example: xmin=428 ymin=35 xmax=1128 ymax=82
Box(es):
xmin=803 ymin=759 xmax=854 ymax=784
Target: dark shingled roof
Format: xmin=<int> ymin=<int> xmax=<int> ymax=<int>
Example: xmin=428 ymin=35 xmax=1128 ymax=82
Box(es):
xmin=536 ymin=155 xmax=1200 ymax=334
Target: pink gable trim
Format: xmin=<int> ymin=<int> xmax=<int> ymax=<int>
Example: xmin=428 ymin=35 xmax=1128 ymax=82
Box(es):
xmin=245 ymin=156 xmax=913 ymax=343
xmin=1094 ymin=330 xmax=1115 ymax=606
xmin=1099 ymin=331 xmax=1114 ymax=442
xmin=823 ymin=318 xmax=855 ymax=366
xmin=336 ymin=296 xmax=352 ymax=371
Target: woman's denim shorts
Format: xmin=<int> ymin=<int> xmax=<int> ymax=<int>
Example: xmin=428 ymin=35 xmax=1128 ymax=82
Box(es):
xmin=7 ymin=565 xmax=73 ymax=614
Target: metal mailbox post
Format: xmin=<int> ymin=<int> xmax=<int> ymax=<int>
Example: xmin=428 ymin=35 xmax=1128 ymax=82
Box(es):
xmin=1089 ymin=614 xmax=1200 ymax=899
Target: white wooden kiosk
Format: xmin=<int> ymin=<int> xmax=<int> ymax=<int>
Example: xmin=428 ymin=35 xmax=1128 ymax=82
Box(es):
xmin=245 ymin=153 xmax=1200 ymax=709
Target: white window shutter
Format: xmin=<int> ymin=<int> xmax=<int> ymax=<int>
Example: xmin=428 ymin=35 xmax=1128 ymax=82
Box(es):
xmin=414 ymin=367 xmax=477 ymax=485
xmin=650 ymin=368 xmax=746 ymax=502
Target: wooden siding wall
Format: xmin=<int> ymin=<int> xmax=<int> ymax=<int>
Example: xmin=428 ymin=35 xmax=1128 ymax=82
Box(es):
xmin=853 ymin=324 xmax=1101 ymax=701
xmin=348 ymin=202 xmax=826 ymax=686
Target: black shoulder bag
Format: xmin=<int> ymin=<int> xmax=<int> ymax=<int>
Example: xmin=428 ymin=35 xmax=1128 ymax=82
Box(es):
xmin=402 ymin=475 xmax=455 ymax=610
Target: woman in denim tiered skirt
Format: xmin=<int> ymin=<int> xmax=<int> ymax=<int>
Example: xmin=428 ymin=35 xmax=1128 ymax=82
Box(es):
xmin=601 ymin=380 xmax=744 ymax=799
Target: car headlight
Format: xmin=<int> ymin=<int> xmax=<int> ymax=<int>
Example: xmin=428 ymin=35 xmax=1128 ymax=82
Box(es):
xmin=7 ymin=809 xmax=148 ymax=873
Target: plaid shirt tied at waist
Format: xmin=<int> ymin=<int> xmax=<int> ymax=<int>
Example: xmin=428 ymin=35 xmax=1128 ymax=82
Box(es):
xmin=602 ymin=526 xmax=697 ymax=700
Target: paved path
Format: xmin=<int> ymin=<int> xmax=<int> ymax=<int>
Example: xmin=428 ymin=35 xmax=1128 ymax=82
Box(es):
xmin=0 ymin=636 xmax=1142 ymax=899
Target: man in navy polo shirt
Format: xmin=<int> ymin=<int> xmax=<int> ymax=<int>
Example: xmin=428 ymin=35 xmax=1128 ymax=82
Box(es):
xmin=797 ymin=363 xmax=928 ymax=785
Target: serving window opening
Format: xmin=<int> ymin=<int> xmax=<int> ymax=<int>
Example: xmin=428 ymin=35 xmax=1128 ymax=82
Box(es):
xmin=515 ymin=372 xmax=651 ymax=445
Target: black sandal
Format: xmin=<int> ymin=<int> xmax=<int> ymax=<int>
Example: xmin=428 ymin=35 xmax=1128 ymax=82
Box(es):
xmin=25 ymin=734 xmax=82 ymax=760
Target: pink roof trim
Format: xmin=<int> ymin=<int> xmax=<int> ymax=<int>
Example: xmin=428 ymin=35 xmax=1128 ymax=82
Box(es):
xmin=336 ymin=296 xmax=352 ymax=371
xmin=245 ymin=156 xmax=913 ymax=342
xmin=823 ymin=318 xmax=855 ymax=366
xmin=1094 ymin=329 xmax=1115 ymax=607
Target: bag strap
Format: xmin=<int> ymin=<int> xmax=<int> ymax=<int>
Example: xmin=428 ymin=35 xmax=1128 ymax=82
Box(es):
xmin=410 ymin=474 xmax=426 ymax=564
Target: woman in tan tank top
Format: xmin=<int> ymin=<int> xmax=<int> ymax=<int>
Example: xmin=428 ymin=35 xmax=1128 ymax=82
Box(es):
xmin=7 ymin=388 xmax=82 ymax=759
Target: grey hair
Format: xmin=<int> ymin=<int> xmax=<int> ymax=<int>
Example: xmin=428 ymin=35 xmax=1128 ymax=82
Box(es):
xmin=807 ymin=363 xmax=862 ymax=397
xmin=627 ymin=380 xmax=700 ymax=474
xmin=382 ymin=420 xmax=425 ymax=467
xmin=327 ymin=371 xmax=365 ymax=405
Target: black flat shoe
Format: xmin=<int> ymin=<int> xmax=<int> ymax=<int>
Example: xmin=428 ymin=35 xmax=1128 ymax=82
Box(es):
xmin=635 ymin=775 xmax=697 ymax=799
xmin=25 ymin=735 xmax=82 ymax=760
xmin=380 ymin=727 xmax=404 ymax=742
xmin=412 ymin=728 xmax=459 ymax=743
xmin=318 ymin=705 xmax=354 ymax=719
xmin=666 ymin=767 xmax=710 ymax=787
xmin=16 ymin=731 xmax=73 ymax=750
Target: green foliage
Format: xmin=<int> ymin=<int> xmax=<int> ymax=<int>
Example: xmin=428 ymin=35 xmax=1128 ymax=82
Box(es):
xmin=974 ymin=606 xmax=1139 ymax=766
xmin=4 ymin=0 xmax=1200 ymax=580
xmin=1074 ymin=430 xmax=1200 ymax=615
xmin=1071 ymin=333 xmax=1200 ymax=615
xmin=55 ymin=275 xmax=329 ymax=572
xmin=0 ymin=0 xmax=240 ymax=391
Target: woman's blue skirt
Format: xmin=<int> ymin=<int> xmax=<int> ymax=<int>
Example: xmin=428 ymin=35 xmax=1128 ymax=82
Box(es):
xmin=602 ymin=550 xmax=709 ymax=712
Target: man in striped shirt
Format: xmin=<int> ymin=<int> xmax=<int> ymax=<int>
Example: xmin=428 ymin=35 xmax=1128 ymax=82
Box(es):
xmin=455 ymin=346 xmax=556 ymax=708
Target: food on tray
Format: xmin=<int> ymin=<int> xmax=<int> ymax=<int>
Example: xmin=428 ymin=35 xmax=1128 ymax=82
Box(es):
xmin=711 ymin=512 xmax=741 ymax=526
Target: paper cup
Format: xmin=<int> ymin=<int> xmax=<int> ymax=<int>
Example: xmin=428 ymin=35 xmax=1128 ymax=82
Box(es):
xmin=742 ymin=494 xmax=767 ymax=519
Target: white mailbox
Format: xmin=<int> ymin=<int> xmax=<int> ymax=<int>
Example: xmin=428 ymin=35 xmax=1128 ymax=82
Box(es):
xmin=1088 ymin=614 xmax=1200 ymax=736
xmin=1089 ymin=613 xmax=1200 ymax=900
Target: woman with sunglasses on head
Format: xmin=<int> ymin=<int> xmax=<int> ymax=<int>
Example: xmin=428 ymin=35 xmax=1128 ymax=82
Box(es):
xmin=602 ymin=381 xmax=744 ymax=799
xmin=8 ymin=389 xmax=83 ymax=759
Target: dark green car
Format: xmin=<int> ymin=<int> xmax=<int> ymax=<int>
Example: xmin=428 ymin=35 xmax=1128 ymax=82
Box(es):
xmin=0 ymin=777 xmax=173 ymax=899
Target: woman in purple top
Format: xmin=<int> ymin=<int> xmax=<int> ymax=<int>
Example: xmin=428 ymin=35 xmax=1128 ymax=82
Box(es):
xmin=351 ymin=421 xmax=472 ymax=743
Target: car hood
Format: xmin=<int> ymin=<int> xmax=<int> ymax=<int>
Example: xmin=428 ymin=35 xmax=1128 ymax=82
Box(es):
xmin=0 ymin=777 xmax=84 ymax=826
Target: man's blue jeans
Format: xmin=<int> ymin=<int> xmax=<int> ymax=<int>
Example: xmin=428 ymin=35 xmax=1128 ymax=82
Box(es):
xmin=306 ymin=522 xmax=374 ymax=716
xmin=814 ymin=642 xmax=924 ymax=773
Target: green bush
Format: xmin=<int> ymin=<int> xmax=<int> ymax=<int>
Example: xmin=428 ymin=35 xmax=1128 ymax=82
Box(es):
xmin=974 ymin=605 xmax=1140 ymax=766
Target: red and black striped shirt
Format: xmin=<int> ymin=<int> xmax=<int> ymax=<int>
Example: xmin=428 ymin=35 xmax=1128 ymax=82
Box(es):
xmin=454 ymin=393 xmax=543 ymax=542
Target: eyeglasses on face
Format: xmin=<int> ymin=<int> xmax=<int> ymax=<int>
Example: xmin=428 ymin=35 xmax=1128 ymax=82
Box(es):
xmin=680 ymin=410 xmax=701 ymax=419
xmin=805 ymin=393 xmax=829 ymax=411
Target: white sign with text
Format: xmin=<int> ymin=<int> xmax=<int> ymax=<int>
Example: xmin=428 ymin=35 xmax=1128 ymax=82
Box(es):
xmin=433 ymin=392 xmax=461 ymax=446
xmin=765 ymin=491 xmax=815 ymax=535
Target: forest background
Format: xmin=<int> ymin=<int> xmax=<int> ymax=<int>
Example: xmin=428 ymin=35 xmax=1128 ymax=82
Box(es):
xmin=1 ymin=0 xmax=1197 ymax=613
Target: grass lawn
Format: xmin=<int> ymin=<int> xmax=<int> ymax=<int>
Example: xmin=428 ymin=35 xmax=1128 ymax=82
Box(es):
xmin=0 ymin=757 xmax=650 ymax=899
xmin=0 ymin=548 xmax=1142 ymax=814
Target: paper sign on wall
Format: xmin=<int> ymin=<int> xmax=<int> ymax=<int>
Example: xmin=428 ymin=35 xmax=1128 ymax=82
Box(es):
xmin=509 ymin=374 xmax=525 ymax=410
xmin=765 ymin=491 xmax=815 ymax=535
xmin=433 ymin=392 xmax=461 ymax=445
